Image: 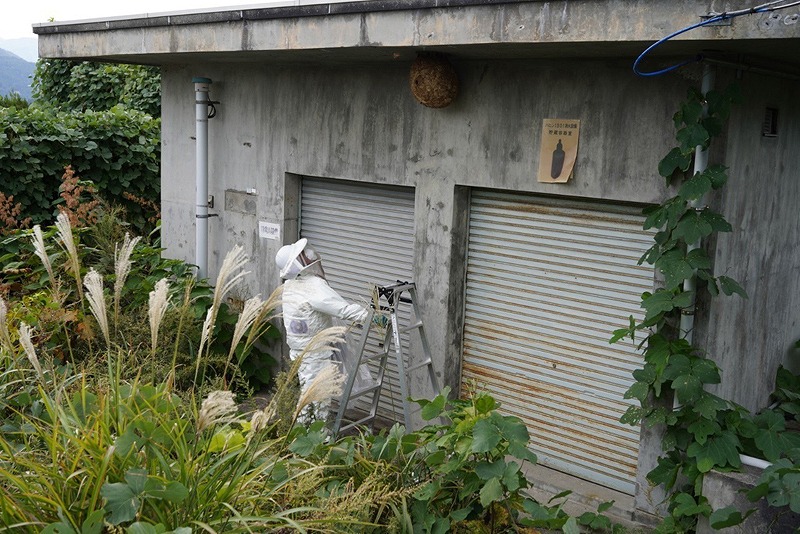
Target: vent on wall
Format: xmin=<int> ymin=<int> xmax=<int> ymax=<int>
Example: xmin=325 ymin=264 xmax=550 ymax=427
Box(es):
xmin=762 ymin=107 xmax=779 ymax=138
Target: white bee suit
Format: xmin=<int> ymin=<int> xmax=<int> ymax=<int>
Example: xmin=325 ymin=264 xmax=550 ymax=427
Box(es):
xmin=282 ymin=272 xmax=368 ymax=421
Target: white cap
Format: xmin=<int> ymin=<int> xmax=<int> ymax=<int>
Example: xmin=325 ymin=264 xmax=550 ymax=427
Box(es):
xmin=275 ymin=238 xmax=307 ymax=279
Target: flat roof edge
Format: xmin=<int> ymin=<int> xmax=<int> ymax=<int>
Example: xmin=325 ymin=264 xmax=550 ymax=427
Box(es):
xmin=32 ymin=0 xmax=526 ymax=35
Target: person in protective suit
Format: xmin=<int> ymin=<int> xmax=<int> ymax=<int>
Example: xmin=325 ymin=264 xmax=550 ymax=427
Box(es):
xmin=275 ymin=238 xmax=368 ymax=423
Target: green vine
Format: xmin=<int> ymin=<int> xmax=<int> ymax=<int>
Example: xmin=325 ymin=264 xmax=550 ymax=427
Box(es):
xmin=610 ymin=82 xmax=798 ymax=532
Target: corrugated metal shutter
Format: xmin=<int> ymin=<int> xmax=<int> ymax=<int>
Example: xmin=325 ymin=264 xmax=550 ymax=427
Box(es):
xmin=462 ymin=190 xmax=655 ymax=495
xmin=300 ymin=177 xmax=416 ymax=422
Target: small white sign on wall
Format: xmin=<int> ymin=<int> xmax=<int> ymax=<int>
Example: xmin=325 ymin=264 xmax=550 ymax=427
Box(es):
xmin=258 ymin=221 xmax=280 ymax=240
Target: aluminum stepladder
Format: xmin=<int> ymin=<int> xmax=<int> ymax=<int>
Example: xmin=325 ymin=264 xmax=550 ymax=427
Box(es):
xmin=332 ymin=281 xmax=440 ymax=436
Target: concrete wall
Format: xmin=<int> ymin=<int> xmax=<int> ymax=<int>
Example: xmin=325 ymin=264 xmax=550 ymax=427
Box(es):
xmin=694 ymin=71 xmax=800 ymax=413
xmin=160 ymin=57 xmax=687 ymax=392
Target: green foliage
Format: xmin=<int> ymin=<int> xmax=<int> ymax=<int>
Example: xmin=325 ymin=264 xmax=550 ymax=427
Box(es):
xmin=0 ymin=104 xmax=160 ymax=231
xmin=615 ymin=82 xmax=800 ymax=530
xmin=33 ymin=59 xmax=160 ymax=117
xmin=0 ymin=92 xmax=30 ymax=110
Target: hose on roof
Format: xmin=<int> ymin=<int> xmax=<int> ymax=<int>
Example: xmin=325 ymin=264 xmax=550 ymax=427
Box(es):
xmin=633 ymin=0 xmax=800 ymax=77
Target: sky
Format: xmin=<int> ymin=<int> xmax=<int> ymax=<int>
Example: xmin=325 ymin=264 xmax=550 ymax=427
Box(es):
xmin=2 ymin=1 xmax=307 ymax=40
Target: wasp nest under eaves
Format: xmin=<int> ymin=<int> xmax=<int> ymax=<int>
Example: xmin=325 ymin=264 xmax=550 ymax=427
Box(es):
xmin=409 ymin=53 xmax=459 ymax=108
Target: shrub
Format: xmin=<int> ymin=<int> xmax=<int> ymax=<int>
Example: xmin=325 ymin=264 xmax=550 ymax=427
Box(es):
xmin=0 ymin=104 xmax=160 ymax=233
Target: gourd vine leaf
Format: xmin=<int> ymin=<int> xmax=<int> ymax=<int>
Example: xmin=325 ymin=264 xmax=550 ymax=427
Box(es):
xmin=673 ymin=210 xmax=713 ymax=245
xmin=704 ymin=164 xmax=728 ymax=189
xmin=700 ymin=209 xmax=733 ymax=233
xmin=709 ymin=506 xmax=752 ymax=529
xmin=672 ymin=492 xmax=712 ymax=518
xmin=718 ymin=276 xmax=748 ymax=298
xmin=658 ymin=147 xmax=693 ymax=182
xmin=686 ymin=430 xmax=741 ymax=473
xmin=688 ymin=418 xmax=721 ymax=446
xmin=678 ymin=173 xmax=712 ymax=202
xmin=656 ymin=250 xmax=694 ymax=289
xmin=647 ymin=455 xmax=680 ymax=490
xmin=677 ymin=122 xmax=710 ymax=152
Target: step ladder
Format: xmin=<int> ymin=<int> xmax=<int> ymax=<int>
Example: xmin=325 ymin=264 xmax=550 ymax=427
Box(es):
xmin=332 ymin=281 xmax=440 ymax=436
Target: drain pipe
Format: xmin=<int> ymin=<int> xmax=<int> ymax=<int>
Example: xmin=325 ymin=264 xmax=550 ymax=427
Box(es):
xmin=679 ymin=64 xmax=715 ymax=343
xmin=193 ymin=77 xmax=212 ymax=280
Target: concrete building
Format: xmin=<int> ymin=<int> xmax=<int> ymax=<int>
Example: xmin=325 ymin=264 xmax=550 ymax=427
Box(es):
xmin=34 ymin=0 xmax=800 ymax=525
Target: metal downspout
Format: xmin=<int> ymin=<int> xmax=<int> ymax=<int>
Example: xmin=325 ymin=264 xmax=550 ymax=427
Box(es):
xmin=193 ymin=77 xmax=212 ymax=280
xmin=679 ymin=64 xmax=716 ymax=343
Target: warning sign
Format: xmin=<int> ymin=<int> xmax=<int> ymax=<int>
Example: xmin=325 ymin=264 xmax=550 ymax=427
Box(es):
xmin=538 ymin=119 xmax=580 ymax=183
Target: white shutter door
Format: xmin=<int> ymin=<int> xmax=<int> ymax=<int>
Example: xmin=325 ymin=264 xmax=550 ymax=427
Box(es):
xmin=301 ymin=178 xmax=416 ymax=422
xmin=463 ymin=190 xmax=654 ymax=495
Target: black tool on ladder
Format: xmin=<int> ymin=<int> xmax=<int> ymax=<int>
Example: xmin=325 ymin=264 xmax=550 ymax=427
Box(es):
xmin=332 ymin=281 xmax=440 ymax=436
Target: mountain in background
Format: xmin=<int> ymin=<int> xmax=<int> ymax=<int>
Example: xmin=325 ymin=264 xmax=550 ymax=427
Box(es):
xmin=0 ymin=48 xmax=35 ymax=100
xmin=0 ymin=37 xmax=37 ymax=63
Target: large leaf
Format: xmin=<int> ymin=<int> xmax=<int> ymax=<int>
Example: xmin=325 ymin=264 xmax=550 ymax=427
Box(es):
xmin=686 ymin=431 xmax=741 ymax=472
xmin=479 ymin=477 xmax=504 ymax=507
xmin=471 ymin=418 xmax=501 ymax=453
xmin=709 ymin=506 xmax=750 ymax=529
xmin=100 ymin=482 xmax=141 ymax=525
xmin=655 ymin=250 xmax=694 ymax=289
xmin=658 ymin=147 xmax=692 ymax=180
xmin=678 ymin=173 xmax=712 ymax=201
xmin=719 ymin=276 xmax=748 ymax=298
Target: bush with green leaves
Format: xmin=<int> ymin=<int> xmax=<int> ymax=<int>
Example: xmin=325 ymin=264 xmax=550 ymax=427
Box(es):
xmin=32 ymin=59 xmax=160 ymax=117
xmin=0 ymin=105 xmax=160 ymax=231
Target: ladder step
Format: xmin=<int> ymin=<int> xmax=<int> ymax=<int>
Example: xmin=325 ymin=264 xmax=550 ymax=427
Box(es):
xmin=344 ymin=383 xmax=383 ymax=400
xmin=400 ymin=321 xmax=423 ymax=333
xmin=406 ymin=359 xmax=433 ymax=373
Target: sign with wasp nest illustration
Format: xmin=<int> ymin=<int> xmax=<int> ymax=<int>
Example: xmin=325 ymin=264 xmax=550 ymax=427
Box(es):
xmin=538 ymin=119 xmax=580 ymax=183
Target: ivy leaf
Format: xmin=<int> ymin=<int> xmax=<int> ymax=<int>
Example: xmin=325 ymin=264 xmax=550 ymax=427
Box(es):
xmin=658 ymin=147 xmax=692 ymax=181
xmin=624 ymin=381 xmax=651 ymax=403
xmin=656 ymin=250 xmax=693 ymax=290
xmin=693 ymin=392 xmax=728 ymax=420
xmin=647 ymin=455 xmax=680 ymax=490
xmin=641 ymin=290 xmax=676 ymax=320
xmin=703 ymin=164 xmax=728 ymax=189
xmin=620 ymin=405 xmax=644 ymax=426
xmin=709 ymin=506 xmax=750 ymax=529
xmin=678 ymin=173 xmax=712 ymax=202
xmin=673 ymin=211 xmax=712 ymax=244
xmin=688 ymin=418 xmax=720 ymax=446
xmin=686 ymin=248 xmax=711 ymax=270
xmin=699 ymin=210 xmax=732 ymax=233
xmin=752 ymin=411 xmax=800 ymax=461
xmin=672 ymin=492 xmax=711 ymax=518
xmin=679 ymin=99 xmax=704 ymax=126
xmin=719 ymin=276 xmax=748 ymax=298
xmin=686 ymin=431 xmax=741 ymax=472
xmin=677 ymin=123 xmax=710 ymax=152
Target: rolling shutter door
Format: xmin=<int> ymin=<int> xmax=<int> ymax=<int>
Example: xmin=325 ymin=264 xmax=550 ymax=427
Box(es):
xmin=462 ymin=190 xmax=654 ymax=495
xmin=300 ymin=177 xmax=416 ymax=422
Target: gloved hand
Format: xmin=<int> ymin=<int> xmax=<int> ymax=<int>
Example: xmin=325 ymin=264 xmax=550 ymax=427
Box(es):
xmin=371 ymin=313 xmax=389 ymax=328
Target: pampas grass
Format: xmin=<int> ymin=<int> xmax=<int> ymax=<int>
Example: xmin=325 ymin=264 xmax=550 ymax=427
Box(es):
xmin=84 ymin=268 xmax=110 ymax=347
xmin=18 ymin=322 xmax=43 ymax=382
xmin=148 ymin=278 xmax=170 ymax=356
xmin=196 ymin=390 xmax=240 ymax=432
xmin=31 ymin=224 xmax=55 ymax=283
xmin=194 ymin=245 xmax=250 ymax=384
xmin=55 ymin=213 xmax=83 ymax=301
xmin=0 ymin=297 xmax=12 ymax=353
xmin=294 ymin=363 xmax=346 ymax=422
xmin=113 ymin=233 xmax=141 ymax=326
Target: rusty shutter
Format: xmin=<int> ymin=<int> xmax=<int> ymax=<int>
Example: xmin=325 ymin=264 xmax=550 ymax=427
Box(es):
xmin=462 ymin=190 xmax=654 ymax=494
xmin=300 ymin=177 xmax=416 ymax=422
